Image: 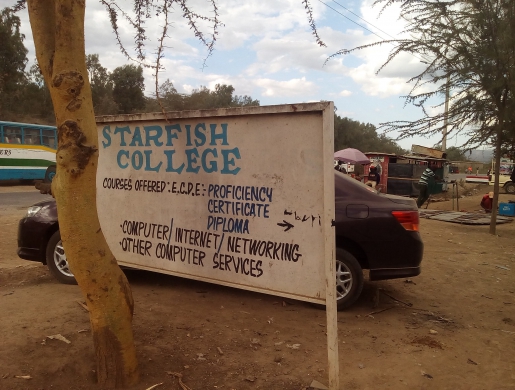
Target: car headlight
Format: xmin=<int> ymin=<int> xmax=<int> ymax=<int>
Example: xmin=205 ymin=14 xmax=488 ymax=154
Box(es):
xmin=26 ymin=206 xmax=42 ymax=217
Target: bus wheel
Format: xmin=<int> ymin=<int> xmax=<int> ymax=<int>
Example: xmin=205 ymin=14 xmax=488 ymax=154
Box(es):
xmin=505 ymin=182 xmax=515 ymax=194
xmin=44 ymin=166 xmax=56 ymax=183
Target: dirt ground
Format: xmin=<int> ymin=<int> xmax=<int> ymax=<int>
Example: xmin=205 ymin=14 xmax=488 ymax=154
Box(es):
xmin=1 ymin=183 xmax=514 ymax=390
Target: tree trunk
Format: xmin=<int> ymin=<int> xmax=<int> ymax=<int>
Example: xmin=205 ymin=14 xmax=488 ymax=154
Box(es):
xmin=489 ymin=127 xmax=502 ymax=235
xmin=26 ymin=1 xmax=139 ymax=387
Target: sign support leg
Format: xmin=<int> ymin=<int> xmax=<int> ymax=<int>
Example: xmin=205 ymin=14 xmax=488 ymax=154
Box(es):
xmin=326 ymin=248 xmax=340 ymax=389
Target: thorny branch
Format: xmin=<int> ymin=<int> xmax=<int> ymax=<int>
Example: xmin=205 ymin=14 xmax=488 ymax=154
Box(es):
xmin=303 ymin=0 xmax=326 ymax=47
xmin=12 ymin=0 xmax=26 ymax=12
xmin=324 ymin=0 xmax=515 ymax=150
xmin=154 ymin=0 xmax=170 ymax=118
xmin=98 ymin=0 xmax=222 ymax=118
xmin=13 ymin=0 xmax=328 ymax=120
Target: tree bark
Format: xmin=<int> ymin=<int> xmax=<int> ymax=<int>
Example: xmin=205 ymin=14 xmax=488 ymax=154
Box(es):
xmin=489 ymin=126 xmax=502 ymax=235
xmin=26 ymin=1 xmax=139 ymax=387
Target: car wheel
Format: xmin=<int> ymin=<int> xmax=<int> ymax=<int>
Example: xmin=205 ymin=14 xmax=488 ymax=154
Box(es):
xmin=44 ymin=165 xmax=56 ymax=183
xmin=46 ymin=231 xmax=76 ymax=284
xmin=335 ymin=248 xmax=364 ymax=310
xmin=505 ymin=182 xmax=515 ymax=194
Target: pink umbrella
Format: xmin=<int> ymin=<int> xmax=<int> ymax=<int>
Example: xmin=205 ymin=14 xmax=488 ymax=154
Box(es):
xmin=334 ymin=148 xmax=370 ymax=165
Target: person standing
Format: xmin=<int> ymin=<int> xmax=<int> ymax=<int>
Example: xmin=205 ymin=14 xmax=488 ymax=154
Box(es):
xmin=417 ymin=167 xmax=436 ymax=208
xmin=367 ymin=166 xmax=381 ymax=189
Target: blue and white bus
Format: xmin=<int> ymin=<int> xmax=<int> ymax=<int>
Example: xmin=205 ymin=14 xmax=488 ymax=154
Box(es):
xmin=0 ymin=121 xmax=57 ymax=182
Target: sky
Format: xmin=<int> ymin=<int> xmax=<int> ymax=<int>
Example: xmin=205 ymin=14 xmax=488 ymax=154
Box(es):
xmin=2 ymin=0 xmax=484 ymax=151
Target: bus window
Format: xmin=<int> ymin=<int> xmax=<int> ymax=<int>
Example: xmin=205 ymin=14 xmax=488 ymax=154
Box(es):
xmin=24 ymin=128 xmax=42 ymax=145
xmin=0 ymin=128 xmax=9 ymax=143
xmin=5 ymin=126 xmax=22 ymax=144
xmin=42 ymin=129 xmax=56 ymax=148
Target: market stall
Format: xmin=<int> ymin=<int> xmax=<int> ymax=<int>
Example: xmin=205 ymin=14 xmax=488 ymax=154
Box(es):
xmin=364 ymin=148 xmax=447 ymax=196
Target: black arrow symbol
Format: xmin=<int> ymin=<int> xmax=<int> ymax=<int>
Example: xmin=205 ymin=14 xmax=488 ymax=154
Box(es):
xmin=277 ymin=220 xmax=294 ymax=232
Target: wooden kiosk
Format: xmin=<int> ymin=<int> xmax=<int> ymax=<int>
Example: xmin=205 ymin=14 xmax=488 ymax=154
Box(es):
xmin=364 ymin=146 xmax=447 ymax=197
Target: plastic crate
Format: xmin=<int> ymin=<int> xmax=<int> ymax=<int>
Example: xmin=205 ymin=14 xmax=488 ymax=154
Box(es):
xmin=498 ymin=203 xmax=515 ymax=216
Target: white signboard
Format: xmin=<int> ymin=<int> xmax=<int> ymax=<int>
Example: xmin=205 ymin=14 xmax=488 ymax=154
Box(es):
xmin=96 ymin=102 xmax=335 ymax=304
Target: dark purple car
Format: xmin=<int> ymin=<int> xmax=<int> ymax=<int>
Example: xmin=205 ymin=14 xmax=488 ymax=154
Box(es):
xmin=18 ymin=171 xmax=423 ymax=309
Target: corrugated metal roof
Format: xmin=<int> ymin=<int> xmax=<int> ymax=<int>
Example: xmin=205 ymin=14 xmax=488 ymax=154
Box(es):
xmin=419 ymin=210 xmax=513 ymax=225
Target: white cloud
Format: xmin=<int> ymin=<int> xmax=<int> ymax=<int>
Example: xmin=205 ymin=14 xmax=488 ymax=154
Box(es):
xmin=347 ymin=63 xmax=410 ymax=97
xmin=9 ymin=0 xmax=412 ymax=99
xmin=182 ymin=84 xmax=194 ymax=94
xmin=323 ymin=0 xmax=428 ymax=98
xmin=335 ymin=109 xmax=355 ymax=118
xmin=214 ymin=0 xmax=327 ymax=50
xmin=254 ymin=77 xmax=316 ymax=97
xmin=0 ymin=0 xmax=451 ymax=148
xmin=247 ymin=25 xmax=377 ymax=78
xmin=248 ymin=32 xmax=330 ymax=75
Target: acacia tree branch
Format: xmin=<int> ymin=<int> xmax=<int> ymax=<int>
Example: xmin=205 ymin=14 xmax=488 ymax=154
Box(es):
xmin=12 ymin=0 xmax=27 ymax=12
xmin=99 ymin=0 xmax=150 ymax=67
xmin=302 ymin=0 xmax=326 ymax=47
xmin=176 ymin=0 xmax=223 ymax=69
xmin=154 ymin=0 xmax=170 ymax=117
xmin=326 ymin=0 xmax=514 ymax=150
xmin=99 ymin=0 xmax=223 ymax=115
xmin=24 ymin=0 xmax=55 ymax=83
